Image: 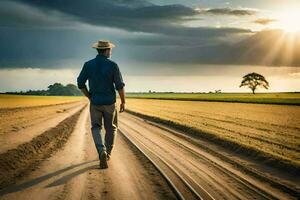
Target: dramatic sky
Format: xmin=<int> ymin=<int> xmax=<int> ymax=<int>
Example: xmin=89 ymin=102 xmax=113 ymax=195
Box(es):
xmin=0 ymin=0 xmax=300 ymax=92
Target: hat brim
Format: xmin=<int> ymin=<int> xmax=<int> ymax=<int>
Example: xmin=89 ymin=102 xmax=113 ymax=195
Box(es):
xmin=92 ymin=42 xmax=116 ymax=49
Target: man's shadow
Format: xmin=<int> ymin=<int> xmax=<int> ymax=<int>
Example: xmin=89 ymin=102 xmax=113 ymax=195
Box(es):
xmin=0 ymin=159 xmax=102 ymax=196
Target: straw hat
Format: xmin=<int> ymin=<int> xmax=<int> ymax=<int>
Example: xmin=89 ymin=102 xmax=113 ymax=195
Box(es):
xmin=92 ymin=40 xmax=116 ymax=49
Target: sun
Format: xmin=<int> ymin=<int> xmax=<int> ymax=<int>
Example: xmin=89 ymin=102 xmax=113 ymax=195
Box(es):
xmin=273 ymin=8 xmax=300 ymax=33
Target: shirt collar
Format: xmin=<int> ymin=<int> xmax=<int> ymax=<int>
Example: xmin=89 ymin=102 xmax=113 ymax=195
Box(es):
xmin=96 ymin=54 xmax=108 ymax=59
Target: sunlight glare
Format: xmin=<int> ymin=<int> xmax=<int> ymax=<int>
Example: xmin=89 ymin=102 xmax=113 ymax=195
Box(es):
xmin=273 ymin=8 xmax=300 ymax=33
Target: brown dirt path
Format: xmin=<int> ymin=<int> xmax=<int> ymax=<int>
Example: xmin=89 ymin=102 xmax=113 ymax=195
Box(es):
xmin=0 ymin=105 xmax=176 ymax=200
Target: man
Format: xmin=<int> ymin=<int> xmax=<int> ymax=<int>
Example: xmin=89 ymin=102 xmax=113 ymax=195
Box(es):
xmin=77 ymin=40 xmax=125 ymax=169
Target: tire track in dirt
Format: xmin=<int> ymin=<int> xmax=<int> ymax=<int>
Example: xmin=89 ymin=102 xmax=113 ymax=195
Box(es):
xmin=119 ymin=112 xmax=300 ymax=199
xmin=0 ymin=104 xmax=87 ymax=189
xmin=0 ymin=101 xmax=87 ymax=156
xmin=81 ymin=116 xmax=177 ymax=200
xmin=126 ymin=108 xmax=300 ymax=173
xmin=0 ymin=103 xmax=178 ymax=200
xmin=125 ymin=99 xmax=300 ymax=170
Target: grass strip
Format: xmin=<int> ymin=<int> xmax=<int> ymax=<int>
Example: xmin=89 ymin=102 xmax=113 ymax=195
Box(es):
xmin=126 ymin=92 xmax=300 ymax=106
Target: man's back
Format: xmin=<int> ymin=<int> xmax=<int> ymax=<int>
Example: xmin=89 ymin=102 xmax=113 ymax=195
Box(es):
xmin=77 ymin=54 xmax=125 ymax=105
xmin=77 ymin=40 xmax=125 ymax=169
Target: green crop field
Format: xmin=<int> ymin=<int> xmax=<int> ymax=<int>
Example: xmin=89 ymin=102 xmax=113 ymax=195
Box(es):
xmin=126 ymin=92 xmax=300 ymax=105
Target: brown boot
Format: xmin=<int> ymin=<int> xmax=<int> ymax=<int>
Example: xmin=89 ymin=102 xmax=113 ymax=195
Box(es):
xmin=99 ymin=150 xmax=108 ymax=169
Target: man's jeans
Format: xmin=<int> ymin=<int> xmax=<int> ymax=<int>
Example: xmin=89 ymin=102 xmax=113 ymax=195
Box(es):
xmin=89 ymin=103 xmax=118 ymax=159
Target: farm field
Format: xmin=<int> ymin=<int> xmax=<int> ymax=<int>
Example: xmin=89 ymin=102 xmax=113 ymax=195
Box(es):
xmin=0 ymin=94 xmax=88 ymax=153
xmin=0 ymin=94 xmax=85 ymax=108
xmin=126 ymin=92 xmax=300 ymax=105
xmin=125 ymin=98 xmax=300 ymax=169
xmin=0 ymin=97 xmax=87 ymax=153
xmin=0 ymin=95 xmax=299 ymax=199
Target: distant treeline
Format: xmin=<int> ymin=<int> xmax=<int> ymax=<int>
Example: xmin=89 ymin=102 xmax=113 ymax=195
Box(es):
xmin=5 ymin=83 xmax=82 ymax=96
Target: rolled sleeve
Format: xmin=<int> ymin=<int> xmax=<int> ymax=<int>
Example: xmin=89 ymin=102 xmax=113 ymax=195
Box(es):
xmin=77 ymin=62 xmax=88 ymax=89
xmin=113 ymin=64 xmax=125 ymax=90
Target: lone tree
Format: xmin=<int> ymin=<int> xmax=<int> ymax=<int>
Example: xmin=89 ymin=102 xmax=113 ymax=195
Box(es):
xmin=239 ymin=72 xmax=269 ymax=94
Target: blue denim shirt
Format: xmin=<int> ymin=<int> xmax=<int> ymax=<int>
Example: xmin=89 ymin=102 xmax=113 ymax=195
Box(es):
xmin=77 ymin=54 xmax=125 ymax=105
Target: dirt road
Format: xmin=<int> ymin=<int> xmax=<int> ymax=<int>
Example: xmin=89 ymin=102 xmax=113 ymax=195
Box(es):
xmin=0 ymin=102 xmax=299 ymax=199
xmin=0 ymin=104 xmax=176 ymax=200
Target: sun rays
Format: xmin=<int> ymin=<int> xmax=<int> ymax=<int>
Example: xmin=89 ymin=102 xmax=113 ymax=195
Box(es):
xmin=272 ymin=8 xmax=300 ymax=33
xmin=264 ymin=31 xmax=299 ymax=66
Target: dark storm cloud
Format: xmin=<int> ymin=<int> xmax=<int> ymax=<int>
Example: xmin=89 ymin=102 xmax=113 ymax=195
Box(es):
xmin=12 ymin=0 xmax=197 ymax=25
xmin=2 ymin=0 xmax=298 ymax=71
xmin=2 ymin=0 xmax=251 ymax=43
xmin=0 ymin=0 xmax=254 ymax=69
xmin=199 ymin=8 xmax=257 ymax=16
xmin=106 ymin=0 xmax=154 ymax=8
xmin=0 ymin=28 xmax=92 ymax=68
xmin=0 ymin=1 xmax=78 ymax=28
xmin=253 ymin=18 xmax=277 ymax=25
xmin=10 ymin=0 xmax=250 ymax=37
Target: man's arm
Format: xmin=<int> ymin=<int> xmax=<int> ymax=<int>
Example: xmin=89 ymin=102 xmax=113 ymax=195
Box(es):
xmin=113 ymin=63 xmax=126 ymax=112
xmin=118 ymin=87 xmax=125 ymax=112
xmin=77 ymin=63 xmax=90 ymax=100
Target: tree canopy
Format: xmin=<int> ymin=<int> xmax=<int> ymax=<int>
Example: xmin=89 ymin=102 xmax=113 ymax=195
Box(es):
xmin=5 ymin=83 xmax=82 ymax=96
xmin=239 ymin=72 xmax=269 ymax=94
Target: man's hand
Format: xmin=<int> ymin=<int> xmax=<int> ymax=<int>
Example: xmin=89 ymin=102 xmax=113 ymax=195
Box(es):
xmin=119 ymin=103 xmax=125 ymax=113
xmin=118 ymin=87 xmax=126 ymax=113
xmin=80 ymin=87 xmax=91 ymax=100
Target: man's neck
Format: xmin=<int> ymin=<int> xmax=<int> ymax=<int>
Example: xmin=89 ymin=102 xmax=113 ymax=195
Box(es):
xmin=97 ymin=54 xmax=108 ymax=58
